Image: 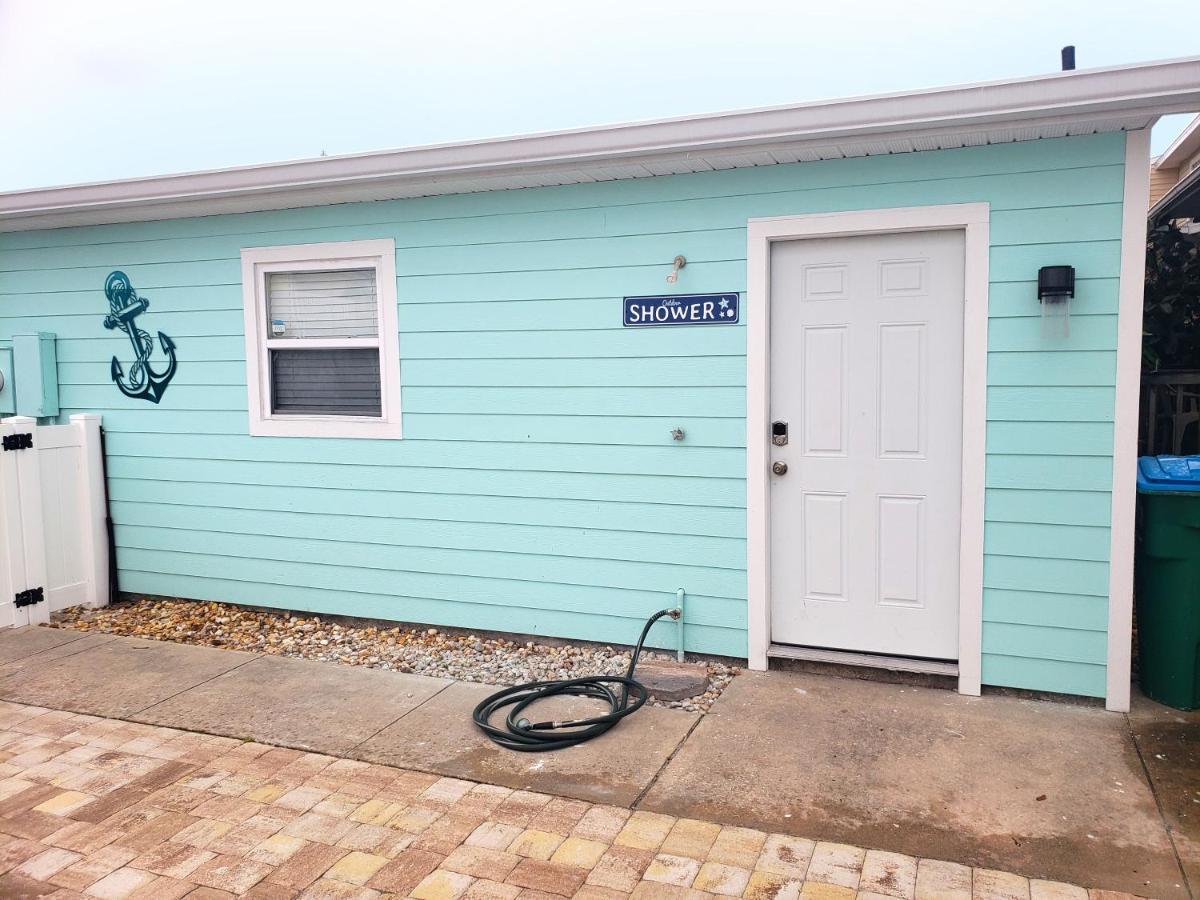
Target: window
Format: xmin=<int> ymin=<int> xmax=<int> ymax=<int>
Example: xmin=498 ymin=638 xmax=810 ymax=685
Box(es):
xmin=240 ymin=240 xmax=401 ymax=438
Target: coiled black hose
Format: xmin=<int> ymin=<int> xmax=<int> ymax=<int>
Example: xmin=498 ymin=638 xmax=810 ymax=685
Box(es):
xmin=472 ymin=608 xmax=681 ymax=752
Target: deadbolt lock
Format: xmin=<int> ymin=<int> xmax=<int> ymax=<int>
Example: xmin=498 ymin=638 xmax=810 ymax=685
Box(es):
xmin=772 ymin=461 xmax=788 ymax=476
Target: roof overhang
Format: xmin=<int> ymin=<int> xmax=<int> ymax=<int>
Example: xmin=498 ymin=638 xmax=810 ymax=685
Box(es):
xmin=3 ymin=55 xmax=1200 ymax=233
xmin=1155 ymin=112 xmax=1200 ymax=169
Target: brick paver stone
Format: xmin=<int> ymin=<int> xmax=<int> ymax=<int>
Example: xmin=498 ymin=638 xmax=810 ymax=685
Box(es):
xmin=758 ymin=833 xmax=816 ymax=878
xmin=974 ymin=868 xmax=1032 ymax=900
xmin=861 ymin=849 xmax=920 ymax=898
xmin=462 ymin=879 xmax=521 ymax=899
xmin=366 ymin=848 xmax=444 ymax=893
xmin=1029 ymin=879 xmax=1089 ymax=900
xmin=411 ymin=867 xmax=475 ymax=899
xmin=466 ymin=821 xmax=525 ymax=851
xmin=324 ymin=849 xmax=389 ymax=885
xmin=130 ymin=874 xmax=196 ymax=899
xmin=916 ymin=858 xmax=973 ymax=899
xmin=800 ymin=883 xmax=857 ymax=900
xmin=248 ymin=832 xmax=307 ymax=867
xmin=612 ymin=811 xmax=674 ymax=851
xmin=49 ymin=845 xmax=137 ymax=891
xmin=572 ymin=807 xmax=629 ymax=843
xmin=530 ymin=798 xmax=590 ymax=835
xmin=807 ymin=841 xmax=867 ymax=889
xmin=490 ymin=791 xmax=551 ymax=827
xmin=506 ymin=857 xmax=589 ymax=895
xmin=189 ymin=853 xmax=273 ymax=893
xmin=585 ymin=845 xmax=654 ymax=893
xmin=266 ymin=841 xmax=348 ymax=890
xmin=644 ymin=852 xmax=702 ymax=887
xmin=660 ymin=818 xmax=722 ymax=858
xmin=548 ymin=836 xmax=608 ymax=870
xmin=745 ymin=868 xmax=803 ymax=900
xmin=442 ymin=845 xmax=521 ymax=881
xmin=707 ymin=824 xmax=768 ymax=869
xmin=12 ymin=846 xmax=81 ymax=880
xmin=130 ymin=840 xmax=215 ymax=878
xmin=85 ymin=865 xmax=158 ymax=899
xmin=508 ymin=829 xmax=566 ymax=860
xmin=693 ymin=859 xmax=752 ymax=894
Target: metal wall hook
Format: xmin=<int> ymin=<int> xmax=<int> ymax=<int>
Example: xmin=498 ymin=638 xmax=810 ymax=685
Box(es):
xmin=666 ymin=255 xmax=686 ymax=284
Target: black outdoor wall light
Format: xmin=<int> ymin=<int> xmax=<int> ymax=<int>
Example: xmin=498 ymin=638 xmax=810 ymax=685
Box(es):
xmin=1038 ymin=265 xmax=1075 ymax=337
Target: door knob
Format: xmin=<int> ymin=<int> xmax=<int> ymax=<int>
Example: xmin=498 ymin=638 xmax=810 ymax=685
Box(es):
xmin=772 ymin=461 xmax=788 ymax=476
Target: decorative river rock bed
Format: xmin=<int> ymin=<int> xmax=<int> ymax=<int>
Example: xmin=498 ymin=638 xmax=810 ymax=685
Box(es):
xmin=51 ymin=598 xmax=738 ymax=713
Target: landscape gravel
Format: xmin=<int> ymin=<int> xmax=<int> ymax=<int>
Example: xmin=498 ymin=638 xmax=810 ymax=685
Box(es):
xmin=52 ymin=597 xmax=737 ymax=712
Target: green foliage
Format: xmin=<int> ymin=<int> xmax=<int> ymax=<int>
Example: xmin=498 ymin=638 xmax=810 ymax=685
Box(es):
xmin=1144 ymin=223 xmax=1200 ymax=372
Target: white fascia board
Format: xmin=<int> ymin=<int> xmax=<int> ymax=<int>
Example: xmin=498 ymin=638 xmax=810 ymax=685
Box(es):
xmin=2 ymin=55 xmax=1199 ymax=231
xmin=1156 ymin=113 xmax=1200 ymax=169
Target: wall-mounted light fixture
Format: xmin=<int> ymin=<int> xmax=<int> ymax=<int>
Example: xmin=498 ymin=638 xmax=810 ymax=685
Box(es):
xmin=666 ymin=255 xmax=686 ymax=284
xmin=1038 ymin=265 xmax=1075 ymax=337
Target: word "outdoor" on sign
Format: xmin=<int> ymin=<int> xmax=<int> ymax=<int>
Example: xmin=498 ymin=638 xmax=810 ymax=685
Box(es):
xmin=623 ymin=293 xmax=740 ymax=327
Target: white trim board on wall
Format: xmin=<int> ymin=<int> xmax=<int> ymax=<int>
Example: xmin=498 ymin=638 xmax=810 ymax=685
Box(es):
xmin=745 ymin=203 xmax=991 ymax=697
xmin=1106 ymin=129 xmax=1153 ymax=713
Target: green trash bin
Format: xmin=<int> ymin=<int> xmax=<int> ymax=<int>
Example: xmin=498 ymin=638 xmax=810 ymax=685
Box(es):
xmin=1136 ymin=455 xmax=1200 ymax=709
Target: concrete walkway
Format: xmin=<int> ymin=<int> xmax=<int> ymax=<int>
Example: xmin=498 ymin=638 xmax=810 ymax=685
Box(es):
xmin=0 ymin=626 xmax=1191 ymax=898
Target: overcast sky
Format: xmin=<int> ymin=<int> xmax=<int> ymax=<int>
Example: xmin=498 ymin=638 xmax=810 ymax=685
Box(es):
xmin=0 ymin=0 xmax=1195 ymax=192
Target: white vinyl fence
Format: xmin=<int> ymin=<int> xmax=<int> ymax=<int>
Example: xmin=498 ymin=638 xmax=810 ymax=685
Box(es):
xmin=0 ymin=415 xmax=110 ymax=627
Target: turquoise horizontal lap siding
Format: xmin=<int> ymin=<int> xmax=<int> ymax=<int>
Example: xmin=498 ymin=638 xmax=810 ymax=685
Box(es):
xmin=0 ymin=132 xmax=1126 ymax=689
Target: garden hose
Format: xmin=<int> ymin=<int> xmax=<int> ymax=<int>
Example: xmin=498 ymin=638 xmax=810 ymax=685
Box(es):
xmin=472 ymin=608 xmax=681 ymax=752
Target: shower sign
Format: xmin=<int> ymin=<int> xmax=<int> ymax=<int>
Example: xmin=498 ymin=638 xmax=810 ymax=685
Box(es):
xmin=623 ymin=293 xmax=739 ymax=327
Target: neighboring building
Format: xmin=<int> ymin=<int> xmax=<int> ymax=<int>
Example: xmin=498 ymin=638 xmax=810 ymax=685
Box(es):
xmin=2 ymin=58 xmax=1198 ymax=712
xmin=1150 ymin=114 xmax=1200 ymax=226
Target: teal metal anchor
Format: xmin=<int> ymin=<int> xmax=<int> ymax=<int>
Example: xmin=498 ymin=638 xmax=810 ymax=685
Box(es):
xmin=103 ymin=271 xmax=178 ymax=404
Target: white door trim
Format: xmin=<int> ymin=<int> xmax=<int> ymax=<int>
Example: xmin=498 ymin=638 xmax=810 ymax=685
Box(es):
xmin=746 ymin=203 xmax=990 ymax=696
xmin=1105 ymin=128 xmax=1152 ymax=713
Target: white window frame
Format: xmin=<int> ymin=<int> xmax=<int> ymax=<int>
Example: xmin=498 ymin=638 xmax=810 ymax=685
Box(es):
xmin=240 ymin=239 xmax=401 ymax=439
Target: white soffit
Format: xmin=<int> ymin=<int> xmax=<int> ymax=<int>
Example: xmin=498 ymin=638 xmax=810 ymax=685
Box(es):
xmin=2 ymin=55 xmax=1199 ymax=232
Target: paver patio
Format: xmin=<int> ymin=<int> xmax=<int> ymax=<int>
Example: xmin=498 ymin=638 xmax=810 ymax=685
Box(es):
xmin=0 ymin=698 xmax=1112 ymax=899
xmin=0 ymin=625 xmax=1189 ymax=898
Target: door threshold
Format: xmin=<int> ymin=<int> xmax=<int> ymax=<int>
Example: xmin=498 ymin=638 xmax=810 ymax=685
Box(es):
xmin=768 ymin=643 xmax=958 ymax=677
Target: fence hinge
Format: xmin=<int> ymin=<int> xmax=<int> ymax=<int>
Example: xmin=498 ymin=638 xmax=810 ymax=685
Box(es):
xmin=1 ymin=433 xmax=33 ymax=452
xmin=14 ymin=587 xmax=44 ymax=608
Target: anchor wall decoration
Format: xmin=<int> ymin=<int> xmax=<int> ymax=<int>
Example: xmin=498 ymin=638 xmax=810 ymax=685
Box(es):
xmin=102 ymin=271 xmax=178 ymax=403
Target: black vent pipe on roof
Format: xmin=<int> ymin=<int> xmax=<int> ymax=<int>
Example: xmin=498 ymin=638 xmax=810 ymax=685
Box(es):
xmin=1062 ymin=46 xmax=1076 ymax=71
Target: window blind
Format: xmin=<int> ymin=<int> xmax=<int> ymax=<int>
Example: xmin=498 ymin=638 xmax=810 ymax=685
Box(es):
xmin=266 ymin=269 xmax=379 ymax=339
xmin=270 ymin=348 xmax=382 ymax=417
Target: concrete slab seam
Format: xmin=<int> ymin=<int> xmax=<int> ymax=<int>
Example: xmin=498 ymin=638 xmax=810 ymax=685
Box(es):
xmin=345 ymin=678 xmax=456 ymax=755
xmin=0 ymin=633 xmax=122 ymax=670
xmin=1125 ymin=711 xmax=1194 ymax=898
xmin=129 ymin=652 xmax=264 ymax=716
xmin=629 ymin=706 xmax=707 ymax=811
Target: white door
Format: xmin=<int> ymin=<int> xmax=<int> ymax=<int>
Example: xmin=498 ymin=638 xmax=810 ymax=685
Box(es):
xmin=769 ymin=230 xmax=965 ymax=660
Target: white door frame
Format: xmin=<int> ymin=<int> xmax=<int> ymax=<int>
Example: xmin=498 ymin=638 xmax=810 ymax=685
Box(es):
xmin=746 ymin=203 xmax=991 ymax=696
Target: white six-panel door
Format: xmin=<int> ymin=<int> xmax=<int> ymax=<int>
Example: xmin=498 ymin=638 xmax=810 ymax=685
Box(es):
xmin=769 ymin=230 xmax=965 ymax=660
